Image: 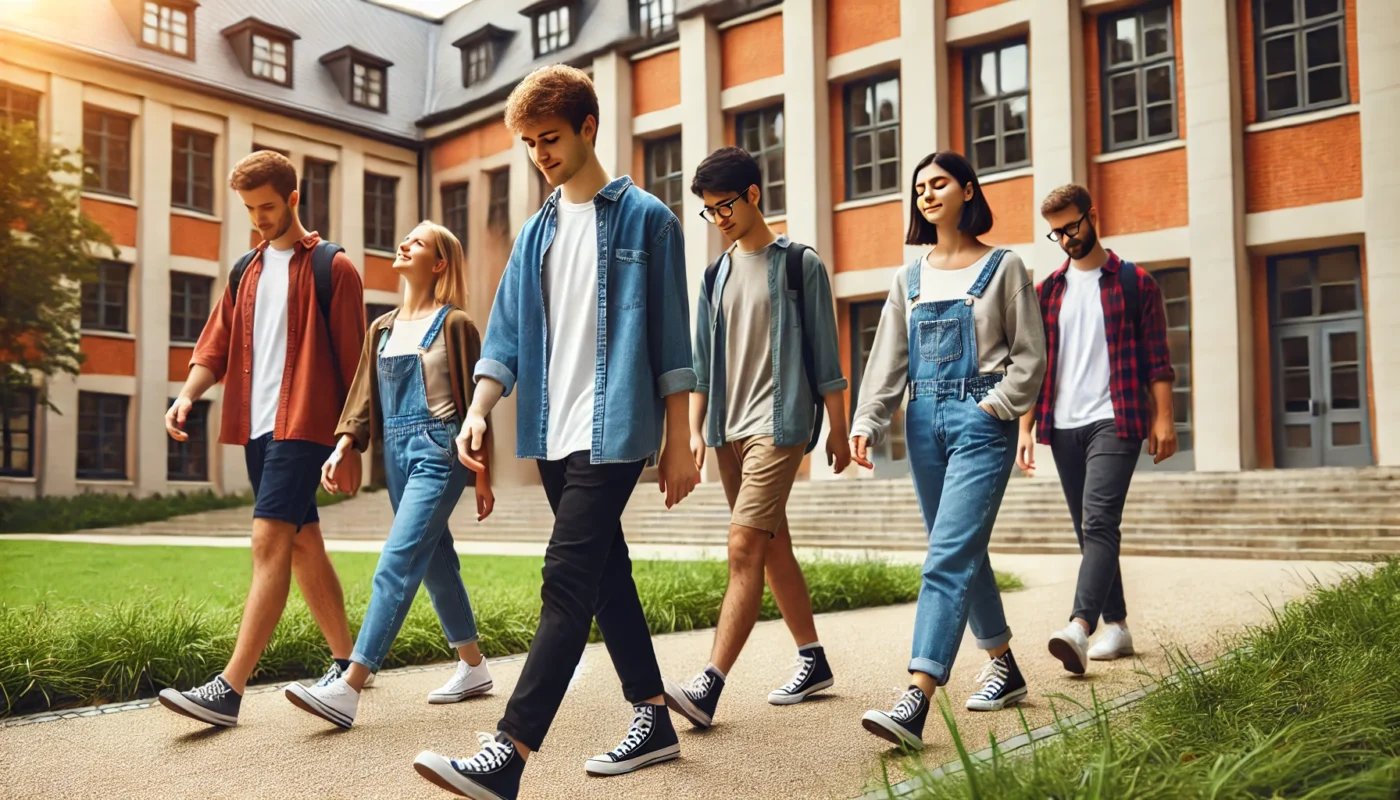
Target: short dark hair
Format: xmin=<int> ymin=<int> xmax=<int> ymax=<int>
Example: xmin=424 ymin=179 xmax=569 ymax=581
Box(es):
xmin=905 ymin=151 xmax=994 ymax=246
xmin=1040 ymin=184 xmax=1093 ymax=217
xmin=690 ymin=146 xmax=762 ymax=200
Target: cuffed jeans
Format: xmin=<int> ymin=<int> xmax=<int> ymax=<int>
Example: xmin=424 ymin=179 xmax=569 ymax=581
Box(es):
xmin=906 ymin=389 xmax=1016 ymax=684
xmin=351 ymin=418 xmax=478 ymax=671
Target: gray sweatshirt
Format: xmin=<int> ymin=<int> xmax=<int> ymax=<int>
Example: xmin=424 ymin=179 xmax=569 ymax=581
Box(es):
xmin=851 ymin=250 xmax=1047 ymax=447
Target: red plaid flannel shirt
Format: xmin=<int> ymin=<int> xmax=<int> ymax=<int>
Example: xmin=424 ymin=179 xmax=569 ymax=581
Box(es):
xmin=1033 ymin=251 xmax=1175 ymax=444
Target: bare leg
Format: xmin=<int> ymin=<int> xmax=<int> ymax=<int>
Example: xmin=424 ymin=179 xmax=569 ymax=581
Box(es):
xmin=762 ymin=519 xmax=819 ymax=648
xmin=223 ymin=518 xmax=297 ymax=693
xmin=290 ymin=522 xmax=352 ymax=659
xmin=708 ymin=525 xmax=769 ymax=674
xmin=457 ymin=641 xmax=484 ymax=666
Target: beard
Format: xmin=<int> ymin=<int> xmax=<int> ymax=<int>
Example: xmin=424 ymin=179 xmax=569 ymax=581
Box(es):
xmin=271 ymin=207 xmax=294 ymax=241
xmin=1064 ymin=221 xmax=1098 ymax=260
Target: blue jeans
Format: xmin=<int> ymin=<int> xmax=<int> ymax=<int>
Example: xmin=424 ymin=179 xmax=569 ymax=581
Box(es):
xmin=905 ymin=383 xmax=1016 ymax=684
xmin=351 ymin=417 xmax=477 ymax=671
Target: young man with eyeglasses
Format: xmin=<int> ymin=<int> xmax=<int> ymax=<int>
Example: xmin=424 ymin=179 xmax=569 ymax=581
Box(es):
xmin=662 ymin=147 xmax=850 ymax=731
xmin=1020 ymin=184 xmax=1177 ymax=676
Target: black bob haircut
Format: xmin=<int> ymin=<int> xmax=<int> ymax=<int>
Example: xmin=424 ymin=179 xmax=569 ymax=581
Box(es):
xmin=905 ymin=151 xmax=994 ymax=245
xmin=690 ymin=146 xmax=763 ymax=200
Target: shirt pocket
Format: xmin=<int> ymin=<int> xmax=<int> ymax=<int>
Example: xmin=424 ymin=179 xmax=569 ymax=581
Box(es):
xmin=612 ymin=249 xmax=648 ymax=311
xmin=918 ymin=319 xmax=963 ymax=363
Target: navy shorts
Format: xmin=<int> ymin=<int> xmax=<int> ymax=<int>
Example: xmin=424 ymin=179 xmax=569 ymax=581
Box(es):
xmin=245 ymin=434 xmax=333 ymax=531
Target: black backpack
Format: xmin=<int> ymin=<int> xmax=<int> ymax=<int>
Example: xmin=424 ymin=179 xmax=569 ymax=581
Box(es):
xmin=703 ymin=243 xmax=824 ymax=455
xmin=228 ymin=240 xmax=345 ymax=385
xmin=228 ymin=240 xmax=342 ymax=324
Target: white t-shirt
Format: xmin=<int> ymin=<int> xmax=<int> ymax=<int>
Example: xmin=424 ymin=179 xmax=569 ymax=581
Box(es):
xmin=1053 ymin=265 xmax=1115 ymax=429
xmin=249 ymin=246 xmax=293 ymax=439
xmin=543 ymin=198 xmax=600 ymax=461
xmin=907 ymin=251 xmax=993 ymax=316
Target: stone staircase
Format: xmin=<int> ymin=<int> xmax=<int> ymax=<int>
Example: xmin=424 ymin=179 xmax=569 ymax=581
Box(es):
xmin=462 ymin=466 xmax=1400 ymax=562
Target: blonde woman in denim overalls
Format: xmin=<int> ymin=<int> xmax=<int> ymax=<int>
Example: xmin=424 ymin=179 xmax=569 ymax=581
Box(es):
xmin=288 ymin=221 xmax=496 ymax=728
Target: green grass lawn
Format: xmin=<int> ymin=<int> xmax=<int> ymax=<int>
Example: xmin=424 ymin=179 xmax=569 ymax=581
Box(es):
xmin=0 ymin=540 xmax=1021 ymax=717
xmin=0 ymin=488 xmax=354 ymax=534
xmin=889 ymin=560 xmax=1400 ymax=800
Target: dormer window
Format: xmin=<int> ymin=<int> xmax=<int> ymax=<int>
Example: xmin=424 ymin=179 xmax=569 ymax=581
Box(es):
xmin=521 ymin=0 xmax=574 ymax=57
xmin=634 ymin=0 xmax=675 ymax=40
xmin=140 ymin=0 xmax=194 ymax=58
xmin=352 ymin=62 xmax=385 ymax=110
xmin=319 ymin=46 xmax=393 ymax=113
xmin=223 ymin=18 xmax=299 ymax=87
xmin=453 ymin=24 xmax=514 ymax=88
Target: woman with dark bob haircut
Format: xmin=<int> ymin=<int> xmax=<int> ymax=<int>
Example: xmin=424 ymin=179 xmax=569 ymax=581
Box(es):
xmin=850 ymin=151 xmax=1046 ymax=750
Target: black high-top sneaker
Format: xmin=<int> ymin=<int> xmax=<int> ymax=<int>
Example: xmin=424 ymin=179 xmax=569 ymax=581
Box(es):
xmin=157 ymin=675 xmax=242 ymax=727
xmin=663 ymin=667 xmax=724 ymax=728
xmin=966 ymin=649 xmax=1028 ymax=711
xmin=414 ymin=732 xmax=524 ymax=800
xmin=584 ymin=702 xmax=681 ymax=776
xmin=768 ymin=645 xmax=835 ymax=705
xmin=861 ymin=685 xmax=929 ymax=750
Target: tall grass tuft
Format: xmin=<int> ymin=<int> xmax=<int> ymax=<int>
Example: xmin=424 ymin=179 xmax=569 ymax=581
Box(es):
xmin=1 ymin=557 xmax=1020 ymax=717
xmin=884 ymin=561 xmax=1400 ymax=799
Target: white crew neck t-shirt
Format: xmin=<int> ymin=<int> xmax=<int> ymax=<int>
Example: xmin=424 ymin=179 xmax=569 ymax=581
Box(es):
xmin=1053 ymin=265 xmax=1115 ymax=429
xmin=543 ymin=198 xmax=600 ymax=460
xmin=249 ymin=246 xmax=293 ymax=439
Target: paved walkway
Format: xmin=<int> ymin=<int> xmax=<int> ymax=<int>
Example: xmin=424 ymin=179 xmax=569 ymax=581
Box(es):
xmin=0 ymin=554 xmax=1366 ymax=800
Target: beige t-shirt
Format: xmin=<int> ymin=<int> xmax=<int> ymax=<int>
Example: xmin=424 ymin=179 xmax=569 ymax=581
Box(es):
xmin=722 ymin=245 xmax=778 ymax=441
xmin=381 ymin=310 xmax=455 ymax=420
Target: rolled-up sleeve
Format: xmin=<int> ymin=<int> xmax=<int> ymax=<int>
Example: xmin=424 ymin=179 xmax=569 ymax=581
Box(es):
xmin=802 ymin=250 xmax=849 ymax=396
xmin=190 ymin=283 xmax=234 ymax=381
xmin=475 ymin=243 xmax=523 ymax=397
xmin=649 ymin=216 xmax=697 ymax=397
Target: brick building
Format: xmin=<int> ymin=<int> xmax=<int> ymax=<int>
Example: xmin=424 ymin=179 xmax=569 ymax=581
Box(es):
xmin=1 ymin=0 xmax=1397 ymax=497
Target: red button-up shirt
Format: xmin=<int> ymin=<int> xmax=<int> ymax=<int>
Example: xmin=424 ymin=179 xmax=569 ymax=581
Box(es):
xmin=1033 ymin=250 xmax=1175 ymax=445
xmin=192 ymin=233 xmax=366 ymax=447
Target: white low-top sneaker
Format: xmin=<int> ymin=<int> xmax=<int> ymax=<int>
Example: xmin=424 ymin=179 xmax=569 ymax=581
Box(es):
xmin=1088 ymin=624 xmax=1135 ymax=661
xmin=1048 ymin=623 xmax=1090 ymax=675
xmin=285 ymin=676 xmax=359 ymax=728
xmin=428 ymin=659 xmax=494 ymax=704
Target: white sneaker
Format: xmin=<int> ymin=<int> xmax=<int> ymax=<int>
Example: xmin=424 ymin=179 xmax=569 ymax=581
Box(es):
xmin=428 ymin=659 xmax=494 ymax=704
xmin=285 ymin=677 xmax=358 ymax=728
xmin=1048 ymin=623 xmax=1090 ymax=675
xmin=1088 ymin=624 xmax=1134 ymax=661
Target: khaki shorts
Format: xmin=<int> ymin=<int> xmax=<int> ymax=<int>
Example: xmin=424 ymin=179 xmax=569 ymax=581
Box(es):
xmin=715 ymin=435 xmax=805 ymax=535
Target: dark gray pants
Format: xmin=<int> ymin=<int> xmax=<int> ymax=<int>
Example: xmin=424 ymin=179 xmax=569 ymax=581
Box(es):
xmin=1050 ymin=419 xmax=1141 ymax=634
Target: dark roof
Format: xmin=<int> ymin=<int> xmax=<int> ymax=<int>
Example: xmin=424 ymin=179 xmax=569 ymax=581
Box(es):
xmin=2 ymin=0 xmax=763 ymax=140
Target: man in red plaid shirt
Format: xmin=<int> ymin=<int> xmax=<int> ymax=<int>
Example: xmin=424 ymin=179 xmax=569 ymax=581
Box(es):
xmin=1017 ymin=184 xmax=1177 ymax=676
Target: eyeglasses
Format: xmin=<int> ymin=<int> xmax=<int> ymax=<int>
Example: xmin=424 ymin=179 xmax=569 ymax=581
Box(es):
xmin=699 ymin=195 xmax=745 ymax=224
xmin=1046 ymin=211 xmax=1090 ymax=242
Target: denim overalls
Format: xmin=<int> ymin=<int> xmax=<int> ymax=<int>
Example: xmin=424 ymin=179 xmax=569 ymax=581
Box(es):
xmin=350 ymin=305 xmax=479 ymax=672
xmin=904 ymin=250 xmax=1017 ymax=684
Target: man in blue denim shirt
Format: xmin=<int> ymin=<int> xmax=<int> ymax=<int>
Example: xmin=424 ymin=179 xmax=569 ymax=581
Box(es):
xmin=662 ymin=148 xmax=851 ymax=733
xmin=414 ymin=66 xmax=699 ymax=800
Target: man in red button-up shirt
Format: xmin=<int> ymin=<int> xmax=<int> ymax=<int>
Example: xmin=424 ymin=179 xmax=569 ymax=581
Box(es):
xmin=156 ymin=151 xmax=367 ymax=728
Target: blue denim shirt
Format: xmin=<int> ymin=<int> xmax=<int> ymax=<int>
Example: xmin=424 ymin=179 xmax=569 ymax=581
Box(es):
xmin=474 ymin=176 xmax=697 ymax=464
xmin=693 ymin=236 xmax=848 ymax=448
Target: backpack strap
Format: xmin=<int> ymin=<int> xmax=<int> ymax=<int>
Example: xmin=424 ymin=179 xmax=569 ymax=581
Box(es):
xmin=310 ymin=241 xmax=343 ymax=326
xmin=227 ymin=248 xmax=259 ymax=304
xmin=786 ymin=242 xmax=823 ymax=455
xmin=1117 ymin=259 xmax=1151 ymax=393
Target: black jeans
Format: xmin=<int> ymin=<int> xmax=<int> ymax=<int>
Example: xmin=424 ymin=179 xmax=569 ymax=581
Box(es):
xmin=1050 ymin=419 xmax=1141 ymax=635
xmin=497 ymin=453 xmax=661 ymax=752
